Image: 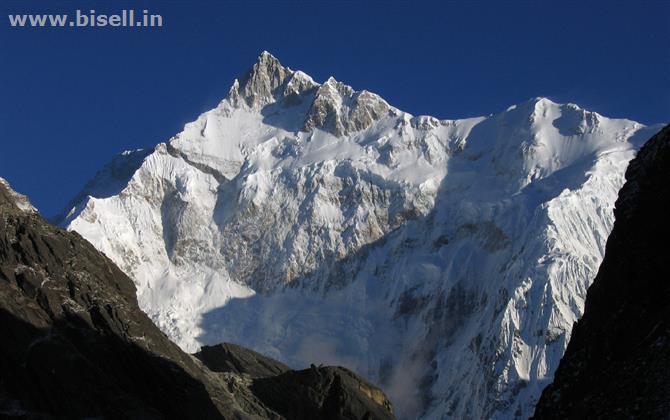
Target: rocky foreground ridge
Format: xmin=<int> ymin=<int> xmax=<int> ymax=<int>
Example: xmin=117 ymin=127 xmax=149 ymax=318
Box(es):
xmin=0 ymin=177 xmax=394 ymax=419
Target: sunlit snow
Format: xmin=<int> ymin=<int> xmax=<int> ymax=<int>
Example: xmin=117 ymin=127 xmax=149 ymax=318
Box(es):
xmin=61 ymin=53 xmax=664 ymax=419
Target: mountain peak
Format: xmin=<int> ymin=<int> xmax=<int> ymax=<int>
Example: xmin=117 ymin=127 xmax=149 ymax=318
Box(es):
xmin=533 ymin=96 xmax=557 ymax=106
xmin=59 ymin=59 xmax=660 ymax=418
xmin=500 ymin=96 xmax=605 ymax=137
xmin=255 ymin=50 xmax=283 ymax=70
xmin=236 ymin=51 xmax=293 ymax=108
xmin=222 ymin=54 xmax=391 ymax=136
xmin=302 ymin=76 xmax=390 ymax=136
xmin=258 ymin=50 xmax=275 ymax=59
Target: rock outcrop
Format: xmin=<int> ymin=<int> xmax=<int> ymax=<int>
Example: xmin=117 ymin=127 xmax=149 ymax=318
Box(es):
xmin=252 ymin=366 xmax=395 ymax=420
xmin=195 ymin=343 xmax=290 ymax=379
xmin=196 ymin=344 xmax=395 ymax=420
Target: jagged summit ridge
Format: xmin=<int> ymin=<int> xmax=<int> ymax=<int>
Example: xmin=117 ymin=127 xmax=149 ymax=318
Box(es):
xmin=59 ymin=53 xmax=664 ymax=419
xmin=226 ymin=51 xmax=392 ymax=136
xmin=303 ymin=77 xmax=392 ymax=137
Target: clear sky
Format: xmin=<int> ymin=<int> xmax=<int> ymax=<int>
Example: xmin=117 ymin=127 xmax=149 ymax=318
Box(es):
xmin=1 ymin=0 xmax=669 ymax=217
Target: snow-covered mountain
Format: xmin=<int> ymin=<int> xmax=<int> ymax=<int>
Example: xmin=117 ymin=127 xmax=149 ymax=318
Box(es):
xmin=59 ymin=52 xmax=663 ymax=419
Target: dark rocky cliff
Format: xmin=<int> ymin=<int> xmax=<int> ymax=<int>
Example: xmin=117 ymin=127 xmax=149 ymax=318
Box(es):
xmin=533 ymin=125 xmax=670 ymax=418
xmin=195 ymin=344 xmax=395 ymax=420
xmin=0 ymin=178 xmax=394 ymax=420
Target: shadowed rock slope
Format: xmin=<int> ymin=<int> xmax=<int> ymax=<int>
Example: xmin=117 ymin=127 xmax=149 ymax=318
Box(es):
xmin=195 ymin=343 xmax=291 ymax=379
xmin=251 ymin=366 xmax=395 ymax=420
xmin=533 ymin=124 xmax=670 ymax=418
xmin=0 ymin=177 xmax=394 ymax=420
xmin=196 ymin=345 xmax=394 ymax=420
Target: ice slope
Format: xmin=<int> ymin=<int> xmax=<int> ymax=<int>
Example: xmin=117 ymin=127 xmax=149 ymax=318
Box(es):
xmin=60 ymin=52 xmax=663 ymax=418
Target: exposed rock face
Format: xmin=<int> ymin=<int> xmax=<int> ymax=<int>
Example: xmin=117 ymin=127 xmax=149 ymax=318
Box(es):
xmin=196 ymin=345 xmax=395 ymax=420
xmin=0 ymin=178 xmax=36 ymax=213
xmin=0 ymin=178 xmax=394 ymax=419
xmin=533 ymin=124 xmax=670 ymax=418
xmin=239 ymin=51 xmax=295 ymax=109
xmin=195 ymin=343 xmax=290 ymax=379
xmin=303 ymin=77 xmax=391 ymax=136
xmin=252 ymin=366 xmax=395 ymax=420
xmin=227 ymin=51 xmax=390 ymax=136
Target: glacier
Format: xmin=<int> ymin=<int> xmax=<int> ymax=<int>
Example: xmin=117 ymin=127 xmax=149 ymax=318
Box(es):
xmin=59 ymin=51 xmax=663 ymax=419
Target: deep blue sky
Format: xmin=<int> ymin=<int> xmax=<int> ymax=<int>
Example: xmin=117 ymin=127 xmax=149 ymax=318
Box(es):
xmin=1 ymin=0 xmax=669 ymax=217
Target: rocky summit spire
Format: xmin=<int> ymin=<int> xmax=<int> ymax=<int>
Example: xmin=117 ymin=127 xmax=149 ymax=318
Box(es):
xmin=237 ymin=51 xmax=293 ymax=108
xmin=302 ymin=77 xmax=391 ymax=137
